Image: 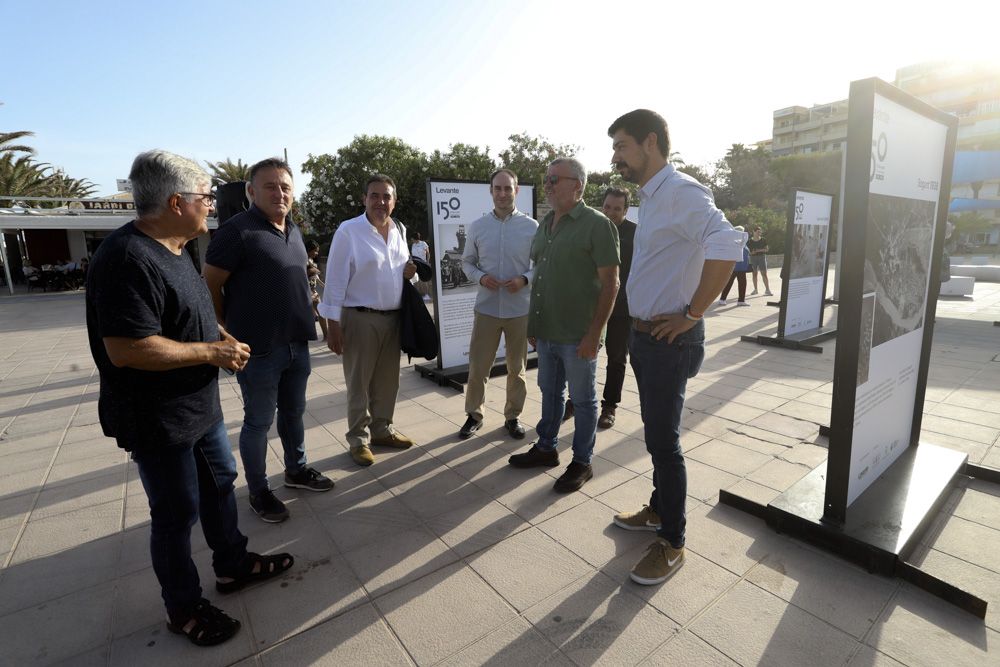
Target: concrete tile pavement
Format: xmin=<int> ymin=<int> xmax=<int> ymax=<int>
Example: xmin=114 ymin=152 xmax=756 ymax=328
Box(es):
xmin=0 ymin=276 xmax=998 ymax=665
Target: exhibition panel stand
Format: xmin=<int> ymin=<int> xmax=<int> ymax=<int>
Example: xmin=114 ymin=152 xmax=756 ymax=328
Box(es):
xmin=722 ymin=77 xmax=998 ymax=618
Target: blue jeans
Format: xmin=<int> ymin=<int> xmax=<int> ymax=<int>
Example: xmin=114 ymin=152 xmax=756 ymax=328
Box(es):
xmin=534 ymin=339 xmax=599 ymax=464
xmin=629 ymin=320 xmax=705 ymax=548
xmin=132 ymin=421 xmax=249 ymax=615
xmin=236 ymin=341 xmax=311 ymax=496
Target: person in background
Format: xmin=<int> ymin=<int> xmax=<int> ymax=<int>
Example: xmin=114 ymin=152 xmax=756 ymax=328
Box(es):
xmin=307 ymin=241 xmax=328 ymax=339
xmin=718 ymin=226 xmax=751 ymax=307
xmin=747 ymin=226 xmax=772 ymax=296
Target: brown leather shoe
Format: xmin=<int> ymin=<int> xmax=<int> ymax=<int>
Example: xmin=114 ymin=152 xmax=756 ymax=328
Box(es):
xmin=598 ymin=406 xmax=616 ymax=429
xmin=508 ymin=443 xmax=560 ymax=468
xmin=370 ymin=430 xmax=415 ymax=449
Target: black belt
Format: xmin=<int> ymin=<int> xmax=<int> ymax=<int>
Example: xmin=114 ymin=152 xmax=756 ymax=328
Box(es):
xmin=350 ymin=306 xmax=400 ymax=314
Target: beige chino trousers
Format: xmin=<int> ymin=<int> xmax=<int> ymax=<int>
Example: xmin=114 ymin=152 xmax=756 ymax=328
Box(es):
xmin=341 ymin=307 xmax=402 ymax=449
xmin=464 ymin=312 xmax=529 ymax=421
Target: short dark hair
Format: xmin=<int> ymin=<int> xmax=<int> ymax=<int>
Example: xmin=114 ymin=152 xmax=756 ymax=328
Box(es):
xmin=307 ymin=240 xmax=320 ymax=251
xmin=412 ymin=232 xmax=422 ymax=241
xmin=602 ymin=187 xmax=629 ymax=206
xmin=365 ymin=173 xmax=396 ymax=196
xmin=249 ymin=157 xmax=293 ymax=183
xmin=489 ymin=168 xmax=518 ymax=187
xmin=608 ymin=109 xmax=670 ymax=159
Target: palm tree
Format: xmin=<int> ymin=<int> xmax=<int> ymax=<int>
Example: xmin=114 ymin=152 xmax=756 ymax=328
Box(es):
xmin=46 ymin=168 xmax=97 ymax=199
xmin=0 ymin=130 xmax=36 ymax=156
xmin=0 ymin=153 xmax=51 ymax=201
xmin=206 ymin=158 xmax=250 ymax=186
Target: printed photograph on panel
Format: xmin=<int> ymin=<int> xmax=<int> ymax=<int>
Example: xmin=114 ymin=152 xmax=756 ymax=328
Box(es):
xmin=857 ymin=291 xmax=876 ymax=386
xmin=790 ymin=224 xmax=828 ymax=279
xmin=437 ymin=223 xmax=478 ymax=295
xmin=863 ymin=194 xmax=936 ymax=348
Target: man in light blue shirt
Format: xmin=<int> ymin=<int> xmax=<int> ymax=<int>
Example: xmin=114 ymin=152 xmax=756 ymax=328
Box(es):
xmin=459 ymin=169 xmax=538 ymax=440
xmin=607 ymin=109 xmax=746 ymax=586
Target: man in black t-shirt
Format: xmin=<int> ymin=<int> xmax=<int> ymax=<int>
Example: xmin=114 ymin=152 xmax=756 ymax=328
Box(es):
xmin=204 ymin=158 xmax=333 ymax=524
xmin=86 ymin=150 xmax=293 ymax=647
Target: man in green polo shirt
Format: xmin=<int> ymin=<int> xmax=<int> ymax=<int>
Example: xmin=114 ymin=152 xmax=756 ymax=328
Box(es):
xmin=508 ymin=157 xmax=620 ymax=493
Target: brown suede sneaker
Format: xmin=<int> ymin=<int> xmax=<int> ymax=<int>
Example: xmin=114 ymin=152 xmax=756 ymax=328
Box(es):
xmin=630 ymin=538 xmax=684 ymax=585
xmin=370 ymin=430 xmax=415 ymax=449
xmin=350 ymin=445 xmax=375 ymax=466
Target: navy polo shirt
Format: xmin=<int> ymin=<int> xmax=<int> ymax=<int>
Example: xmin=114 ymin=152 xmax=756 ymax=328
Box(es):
xmin=205 ymin=205 xmax=317 ymax=354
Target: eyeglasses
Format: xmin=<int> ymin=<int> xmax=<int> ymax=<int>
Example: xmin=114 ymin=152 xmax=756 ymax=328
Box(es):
xmin=542 ymin=174 xmax=579 ymax=186
xmin=178 ymin=192 xmax=217 ymax=207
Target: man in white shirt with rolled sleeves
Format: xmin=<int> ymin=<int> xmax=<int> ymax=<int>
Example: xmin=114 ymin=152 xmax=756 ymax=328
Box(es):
xmin=319 ymin=174 xmax=418 ymax=467
xmin=458 ymin=168 xmax=538 ymax=440
xmin=607 ymin=109 xmax=747 ymax=586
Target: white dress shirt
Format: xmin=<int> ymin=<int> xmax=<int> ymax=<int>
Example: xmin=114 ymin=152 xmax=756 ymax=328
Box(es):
xmin=318 ymin=213 xmax=410 ymax=321
xmin=628 ymin=164 xmax=747 ymax=320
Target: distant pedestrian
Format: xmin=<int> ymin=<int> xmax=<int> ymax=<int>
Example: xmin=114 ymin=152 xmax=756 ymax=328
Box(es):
xmin=718 ymin=226 xmax=751 ymax=307
xmin=747 ymin=226 xmax=772 ymax=296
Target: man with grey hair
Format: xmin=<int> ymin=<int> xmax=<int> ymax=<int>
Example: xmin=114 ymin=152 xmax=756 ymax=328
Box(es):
xmin=205 ymin=158 xmax=333 ymax=524
xmin=507 ymin=157 xmax=620 ymax=493
xmin=86 ymin=150 xmax=293 ymax=646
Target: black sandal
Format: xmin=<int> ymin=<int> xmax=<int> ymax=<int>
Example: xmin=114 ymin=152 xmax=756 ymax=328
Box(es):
xmin=167 ymin=598 xmax=241 ymax=647
xmin=216 ymin=551 xmax=294 ymax=593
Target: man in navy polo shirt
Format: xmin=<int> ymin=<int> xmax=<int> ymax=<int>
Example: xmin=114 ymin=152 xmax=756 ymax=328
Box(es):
xmin=204 ymin=158 xmax=333 ymax=523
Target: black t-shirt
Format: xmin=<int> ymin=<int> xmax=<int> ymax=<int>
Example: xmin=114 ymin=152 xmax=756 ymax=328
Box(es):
xmin=748 ymin=238 xmax=768 ymax=255
xmin=205 ymin=205 xmax=316 ymax=355
xmin=85 ymin=222 xmax=223 ymax=450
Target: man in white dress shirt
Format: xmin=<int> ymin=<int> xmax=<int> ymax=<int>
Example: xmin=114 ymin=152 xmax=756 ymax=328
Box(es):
xmin=607 ymin=109 xmax=746 ymax=586
xmin=319 ymin=174 xmax=418 ymax=466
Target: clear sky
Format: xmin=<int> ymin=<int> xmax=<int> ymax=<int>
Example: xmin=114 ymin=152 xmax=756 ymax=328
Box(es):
xmin=3 ymin=0 xmax=997 ymax=195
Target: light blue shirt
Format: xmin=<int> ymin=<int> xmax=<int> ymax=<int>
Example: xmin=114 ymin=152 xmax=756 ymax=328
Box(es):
xmin=462 ymin=208 xmax=538 ymax=318
xmin=628 ymin=164 xmax=747 ymax=320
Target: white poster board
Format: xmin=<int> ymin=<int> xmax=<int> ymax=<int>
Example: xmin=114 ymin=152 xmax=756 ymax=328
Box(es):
xmin=846 ymin=93 xmax=949 ymax=504
xmin=428 ymin=180 xmax=534 ymax=369
xmin=784 ymin=192 xmax=833 ymax=335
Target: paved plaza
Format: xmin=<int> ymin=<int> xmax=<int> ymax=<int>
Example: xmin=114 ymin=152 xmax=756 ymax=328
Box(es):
xmin=1 ymin=274 xmax=999 ymax=666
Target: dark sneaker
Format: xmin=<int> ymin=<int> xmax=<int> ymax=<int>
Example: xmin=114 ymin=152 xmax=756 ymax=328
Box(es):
xmin=284 ymin=466 xmax=334 ymax=492
xmin=504 ymin=418 xmax=526 ymax=439
xmin=249 ymin=490 xmax=289 ymax=523
xmin=562 ymin=400 xmax=574 ymax=422
xmin=598 ymin=406 xmax=616 ymax=429
xmin=508 ymin=443 xmax=559 ymax=468
xmin=459 ymin=415 xmax=483 ymax=439
xmin=553 ymin=461 xmax=593 ymax=493
xmin=613 ymin=504 xmax=661 ymax=531
xmin=630 ymin=538 xmax=685 ymax=585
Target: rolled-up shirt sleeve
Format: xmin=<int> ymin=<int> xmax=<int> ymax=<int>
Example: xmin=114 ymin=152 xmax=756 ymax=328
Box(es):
xmin=318 ymin=228 xmax=352 ymax=321
xmin=675 ymin=182 xmax=748 ymax=261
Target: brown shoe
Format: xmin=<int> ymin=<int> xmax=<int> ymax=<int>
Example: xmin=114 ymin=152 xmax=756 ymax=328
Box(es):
xmin=508 ymin=443 xmax=560 ymax=468
xmin=598 ymin=406 xmax=616 ymax=429
xmin=371 ymin=430 xmax=415 ymax=449
xmin=630 ymin=538 xmax=685 ymax=585
xmin=350 ymin=445 xmax=375 ymax=467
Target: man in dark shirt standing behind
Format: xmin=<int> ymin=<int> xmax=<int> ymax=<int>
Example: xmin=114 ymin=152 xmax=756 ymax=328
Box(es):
xmin=86 ymin=150 xmax=292 ymax=646
xmin=204 ymin=158 xmax=333 ymax=524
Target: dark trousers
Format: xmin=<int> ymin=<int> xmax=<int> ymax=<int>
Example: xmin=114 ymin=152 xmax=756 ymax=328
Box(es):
xmin=602 ymin=315 xmax=631 ymax=408
xmin=721 ymin=272 xmax=747 ymax=302
xmin=132 ymin=421 xmax=249 ymax=616
xmin=629 ymin=321 xmax=705 ymax=548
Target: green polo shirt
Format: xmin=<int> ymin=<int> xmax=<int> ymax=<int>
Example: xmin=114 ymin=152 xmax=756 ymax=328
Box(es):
xmin=527 ymin=200 xmax=620 ymax=343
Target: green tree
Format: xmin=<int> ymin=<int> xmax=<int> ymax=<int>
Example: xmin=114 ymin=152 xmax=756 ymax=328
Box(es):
xmin=498 ymin=132 xmax=579 ymax=193
xmin=726 ymin=205 xmax=788 ymax=255
xmin=712 ymin=143 xmax=780 ymax=211
xmin=206 ymin=158 xmax=250 ymax=186
xmin=44 ymin=168 xmax=97 ymax=200
xmin=427 ymin=143 xmax=495 ymax=181
xmin=583 ymin=170 xmax=637 ymax=208
xmin=300 ymin=135 xmax=430 ymax=239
